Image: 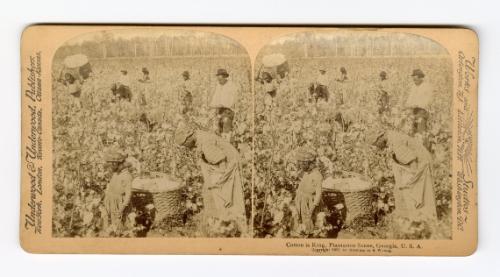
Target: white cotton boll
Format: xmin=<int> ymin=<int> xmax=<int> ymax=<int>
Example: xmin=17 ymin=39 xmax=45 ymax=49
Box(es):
xmin=263 ymin=125 xmax=272 ymax=133
xmin=316 ymin=212 xmax=326 ymax=227
xmin=82 ymin=211 xmax=93 ymax=226
xmin=237 ymin=122 xmax=247 ymax=135
xmin=266 ymin=195 xmax=273 ymax=206
xmin=91 ymin=198 xmax=101 ymax=208
xmin=273 ymin=211 xmax=284 ymax=224
xmin=256 ymin=181 xmax=265 ymax=189
xmin=377 ymin=199 xmax=385 ymax=209
xmin=127 ymin=212 xmax=137 ymax=223
xmin=334 ymin=203 xmax=345 ymax=210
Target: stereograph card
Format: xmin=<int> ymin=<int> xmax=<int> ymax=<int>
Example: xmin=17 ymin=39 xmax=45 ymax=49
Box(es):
xmin=20 ymin=25 xmax=478 ymax=255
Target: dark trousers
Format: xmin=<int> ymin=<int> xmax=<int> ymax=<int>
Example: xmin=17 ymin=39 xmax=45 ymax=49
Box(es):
xmin=412 ymin=107 xmax=429 ymax=134
xmin=217 ymin=107 xmax=234 ymax=134
xmin=111 ymin=84 xmax=132 ymax=102
xmin=314 ymin=85 xmax=329 ymax=102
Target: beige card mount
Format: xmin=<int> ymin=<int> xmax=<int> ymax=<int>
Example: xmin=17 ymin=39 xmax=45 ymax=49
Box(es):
xmin=20 ymin=25 xmax=478 ymax=255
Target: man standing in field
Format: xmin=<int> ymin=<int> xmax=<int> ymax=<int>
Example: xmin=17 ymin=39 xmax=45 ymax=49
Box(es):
xmin=313 ymin=68 xmax=329 ymax=103
xmin=377 ymin=71 xmax=390 ymax=116
xmin=336 ymin=67 xmax=348 ymax=82
xmin=405 ymin=69 xmax=434 ymax=135
xmin=58 ymin=72 xmax=82 ymax=100
xmin=209 ymin=68 xmax=239 ymax=142
xmin=256 ymin=71 xmax=278 ymax=108
xmin=334 ymin=67 xmax=348 ymax=105
xmin=111 ymin=70 xmax=132 ymax=102
xmin=138 ymin=67 xmax=150 ymax=83
xmin=136 ymin=67 xmax=150 ymax=106
xmin=179 ymin=70 xmax=194 ymax=115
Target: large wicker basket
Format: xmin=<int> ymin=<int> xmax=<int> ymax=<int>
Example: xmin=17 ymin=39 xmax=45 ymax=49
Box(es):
xmin=322 ymin=172 xmax=375 ymax=225
xmin=132 ymin=172 xmax=184 ymax=222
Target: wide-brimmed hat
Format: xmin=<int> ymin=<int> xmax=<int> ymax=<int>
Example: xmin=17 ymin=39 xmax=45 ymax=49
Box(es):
xmin=294 ymin=146 xmax=317 ymax=162
xmin=340 ymin=67 xmax=347 ymax=74
xmin=182 ymin=70 xmax=190 ymax=77
xmin=142 ymin=67 xmax=149 ymax=74
xmin=411 ymin=69 xmax=425 ymax=78
xmin=216 ymin=68 xmax=229 ymax=77
xmin=105 ymin=149 xmax=127 ymax=163
xmin=174 ymin=124 xmax=195 ymax=146
xmin=121 ymin=70 xmax=128 ymax=74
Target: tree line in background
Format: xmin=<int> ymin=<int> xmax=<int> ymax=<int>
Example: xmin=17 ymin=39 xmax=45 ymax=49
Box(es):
xmin=54 ymin=31 xmax=247 ymax=60
xmin=260 ymin=32 xmax=448 ymax=59
xmin=54 ymin=31 xmax=447 ymax=61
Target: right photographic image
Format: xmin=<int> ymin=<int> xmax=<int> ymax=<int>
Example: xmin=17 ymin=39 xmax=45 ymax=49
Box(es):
xmin=253 ymin=31 xmax=453 ymax=240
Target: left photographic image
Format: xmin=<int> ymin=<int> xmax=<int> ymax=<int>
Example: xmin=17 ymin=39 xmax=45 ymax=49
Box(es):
xmin=51 ymin=29 xmax=253 ymax=238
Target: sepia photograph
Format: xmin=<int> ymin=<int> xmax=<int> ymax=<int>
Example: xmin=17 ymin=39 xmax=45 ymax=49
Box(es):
xmin=19 ymin=25 xmax=478 ymax=255
xmin=253 ymin=31 xmax=453 ymax=239
xmin=51 ymin=29 xmax=253 ymax=238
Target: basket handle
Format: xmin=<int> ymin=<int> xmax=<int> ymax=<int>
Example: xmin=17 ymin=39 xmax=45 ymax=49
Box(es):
xmin=340 ymin=170 xmax=370 ymax=181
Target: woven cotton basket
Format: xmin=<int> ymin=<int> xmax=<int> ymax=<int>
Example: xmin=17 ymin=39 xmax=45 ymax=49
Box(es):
xmin=322 ymin=172 xmax=375 ymax=225
xmin=132 ymin=172 xmax=184 ymax=222
xmin=150 ymin=190 xmax=184 ymax=220
xmin=342 ymin=188 xmax=375 ymax=224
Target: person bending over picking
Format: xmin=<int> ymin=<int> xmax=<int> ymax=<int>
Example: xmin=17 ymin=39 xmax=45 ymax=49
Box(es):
xmin=174 ymin=124 xmax=247 ymax=236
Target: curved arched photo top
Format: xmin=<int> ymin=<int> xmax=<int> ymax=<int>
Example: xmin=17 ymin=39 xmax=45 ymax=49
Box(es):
xmin=256 ymin=30 xmax=450 ymax=60
xmin=53 ymin=28 xmax=251 ymax=86
xmin=54 ymin=28 xmax=250 ymax=60
xmin=51 ymin=28 xmax=253 ymax=238
xmin=253 ymin=30 xmax=452 ymax=114
xmin=252 ymin=30 xmax=453 ymax=240
xmin=254 ymin=30 xmax=451 ymax=82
